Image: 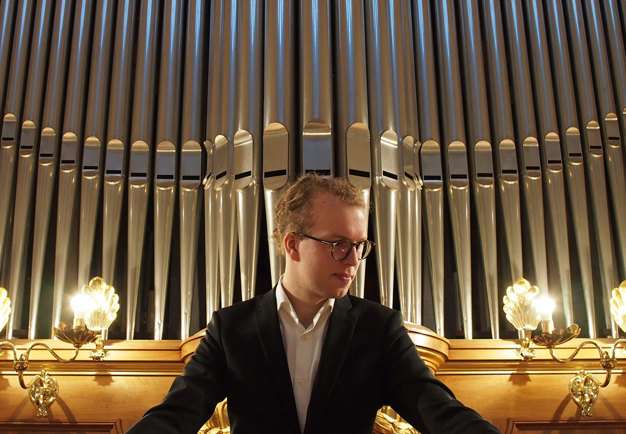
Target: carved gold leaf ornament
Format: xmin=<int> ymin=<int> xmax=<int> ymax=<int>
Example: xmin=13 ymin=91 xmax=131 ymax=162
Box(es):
xmin=610 ymin=281 xmax=626 ymax=333
xmin=197 ymin=401 xmax=416 ymax=434
xmin=502 ymin=278 xmax=542 ymax=331
xmin=569 ymin=370 xmax=599 ymax=417
xmin=52 ymin=321 xmax=99 ymax=348
xmin=80 ymin=277 xmax=120 ymax=331
xmin=28 ymin=370 xmax=59 ymax=417
xmin=0 ymin=287 xmax=11 ymax=333
xmin=532 ymin=324 xmax=581 ymax=347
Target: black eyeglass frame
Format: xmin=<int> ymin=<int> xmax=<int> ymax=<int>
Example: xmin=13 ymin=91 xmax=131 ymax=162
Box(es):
xmin=293 ymin=232 xmax=375 ymax=261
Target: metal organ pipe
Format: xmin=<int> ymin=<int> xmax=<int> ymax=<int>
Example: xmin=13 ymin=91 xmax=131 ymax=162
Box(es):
xmin=179 ymin=0 xmax=206 ymax=340
xmin=433 ymin=0 xmax=472 ymax=338
xmin=334 ymin=0 xmax=371 ymax=300
xmin=127 ymin=0 xmax=160 ymax=340
xmin=262 ymin=0 xmax=296 ymax=289
xmin=153 ymin=0 xmax=183 ymax=340
xmin=457 ymin=0 xmax=498 ymax=338
xmin=234 ymin=0 xmax=263 ymax=305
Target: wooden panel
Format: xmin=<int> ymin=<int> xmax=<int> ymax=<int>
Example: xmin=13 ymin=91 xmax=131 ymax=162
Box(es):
xmin=505 ymin=419 xmax=626 ymax=433
xmin=2 ymin=335 xmax=626 ymax=433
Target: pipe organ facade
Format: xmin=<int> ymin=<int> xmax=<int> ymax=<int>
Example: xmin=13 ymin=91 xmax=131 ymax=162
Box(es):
xmin=0 ymin=0 xmax=625 ymax=345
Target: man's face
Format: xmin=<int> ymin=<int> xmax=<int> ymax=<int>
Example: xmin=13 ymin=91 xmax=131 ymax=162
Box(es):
xmin=287 ymin=191 xmax=368 ymax=304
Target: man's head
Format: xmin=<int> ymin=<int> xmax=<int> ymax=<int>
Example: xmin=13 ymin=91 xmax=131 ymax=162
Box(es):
xmin=272 ymin=174 xmax=368 ymax=253
xmin=275 ymin=174 xmax=370 ymax=304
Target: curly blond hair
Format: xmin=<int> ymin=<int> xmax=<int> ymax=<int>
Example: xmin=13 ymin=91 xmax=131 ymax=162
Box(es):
xmin=272 ymin=174 xmax=368 ymax=254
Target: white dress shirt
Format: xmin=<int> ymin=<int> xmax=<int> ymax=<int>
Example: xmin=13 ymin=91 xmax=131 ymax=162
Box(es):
xmin=276 ymin=280 xmax=335 ymax=433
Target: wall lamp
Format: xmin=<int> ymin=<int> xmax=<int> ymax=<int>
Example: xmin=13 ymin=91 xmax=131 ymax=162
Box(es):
xmin=0 ymin=277 xmax=119 ymax=417
xmin=503 ymin=278 xmax=626 ymax=416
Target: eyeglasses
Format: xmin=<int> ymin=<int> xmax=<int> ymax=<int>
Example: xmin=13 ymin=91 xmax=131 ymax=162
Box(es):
xmin=294 ymin=232 xmax=375 ymax=261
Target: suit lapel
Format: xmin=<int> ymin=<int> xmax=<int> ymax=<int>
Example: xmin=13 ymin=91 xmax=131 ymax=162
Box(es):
xmin=304 ymin=295 xmax=356 ymax=432
xmin=254 ymin=288 xmax=302 ymax=433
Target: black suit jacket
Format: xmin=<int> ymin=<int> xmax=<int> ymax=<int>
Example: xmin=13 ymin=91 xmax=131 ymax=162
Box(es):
xmin=127 ymin=289 xmax=501 ymax=433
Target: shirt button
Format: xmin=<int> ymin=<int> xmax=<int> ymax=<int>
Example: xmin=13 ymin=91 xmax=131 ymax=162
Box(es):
xmin=298 ymin=378 xmax=304 ymax=385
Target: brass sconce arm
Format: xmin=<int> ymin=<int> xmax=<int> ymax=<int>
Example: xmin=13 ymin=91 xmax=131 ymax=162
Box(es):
xmin=548 ymin=339 xmax=626 ymax=389
xmin=0 ymin=340 xmax=80 ymax=387
xmin=0 ymin=336 xmax=87 ymax=417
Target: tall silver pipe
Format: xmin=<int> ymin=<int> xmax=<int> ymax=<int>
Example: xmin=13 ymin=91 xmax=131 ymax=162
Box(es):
xmin=234 ymin=0 xmax=262 ymax=303
xmin=209 ymin=0 xmax=237 ymax=309
xmin=153 ymin=0 xmax=183 ymax=340
xmin=179 ymin=0 xmax=206 ymax=339
xmin=127 ymin=0 xmax=160 ymax=339
xmin=262 ymin=0 xmax=296 ymax=287
xmin=364 ymin=0 xmax=400 ymax=309
xmin=78 ymin=0 xmax=116 ymax=288
xmin=102 ymin=0 xmax=138 ymax=284
xmin=398 ymin=0 xmax=420 ymax=325
xmin=565 ymin=0 xmax=618 ymax=335
xmin=583 ymin=0 xmax=626 ymax=282
xmin=334 ymin=0 xmax=372 ymax=299
xmin=481 ymin=0 xmax=522 ymax=289
xmin=413 ymin=0 xmax=443 ymax=329
xmin=458 ymin=0 xmax=498 ymax=337
xmin=523 ymin=0 xmax=573 ymax=326
xmin=28 ymin=0 xmax=74 ymax=339
xmin=433 ymin=0 xmax=472 ymax=338
xmin=53 ymin=0 xmax=95 ymax=332
xmin=300 ymin=0 xmax=333 ymax=175
xmin=0 ymin=0 xmax=35 ymax=337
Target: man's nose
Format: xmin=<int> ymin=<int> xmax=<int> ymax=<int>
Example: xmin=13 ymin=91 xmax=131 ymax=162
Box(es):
xmin=342 ymin=246 xmax=360 ymax=265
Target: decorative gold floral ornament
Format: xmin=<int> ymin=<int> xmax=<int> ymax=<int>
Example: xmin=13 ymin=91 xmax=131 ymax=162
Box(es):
xmin=80 ymin=277 xmax=120 ymax=331
xmin=373 ymin=406 xmax=419 ymax=434
xmin=502 ymin=278 xmax=542 ymax=359
xmin=77 ymin=277 xmax=120 ymax=360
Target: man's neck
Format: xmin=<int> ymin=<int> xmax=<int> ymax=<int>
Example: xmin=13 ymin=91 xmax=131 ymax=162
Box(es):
xmin=280 ymin=283 xmax=327 ymax=329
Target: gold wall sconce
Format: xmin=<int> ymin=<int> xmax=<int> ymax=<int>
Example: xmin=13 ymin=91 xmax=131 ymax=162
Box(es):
xmin=503 ymin=278 xmax=626 ymax=416
xmin=0 ymin=277 xmax=119 ymax=417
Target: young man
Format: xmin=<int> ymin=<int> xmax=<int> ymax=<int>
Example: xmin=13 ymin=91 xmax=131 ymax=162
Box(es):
xmin=128 ymin=174 xmax=501 ymax=433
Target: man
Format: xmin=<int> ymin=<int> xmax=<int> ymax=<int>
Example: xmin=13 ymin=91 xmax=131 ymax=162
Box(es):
xmin=128 ymin=174 xmax=501 ymax=433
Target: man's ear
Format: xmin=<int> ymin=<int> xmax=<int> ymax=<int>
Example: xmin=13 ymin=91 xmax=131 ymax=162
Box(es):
xmin=283 ymin=232 xmax=300 ymax=261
